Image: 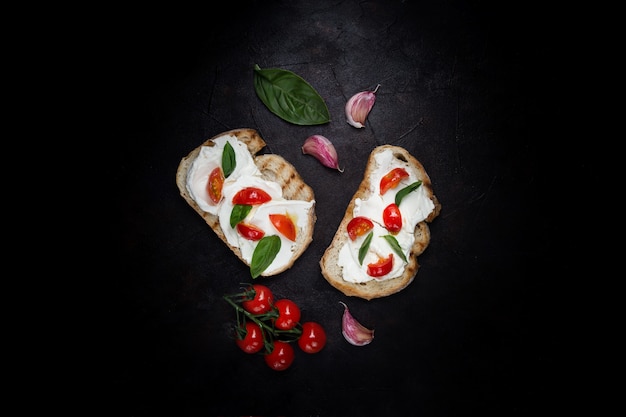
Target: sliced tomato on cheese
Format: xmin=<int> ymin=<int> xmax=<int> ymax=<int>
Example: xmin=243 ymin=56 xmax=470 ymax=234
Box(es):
xmin=236 ymin=223 xmax=265 ymax=241
xmin=206 ymin=167 xmax=225 ymax=204
xmin=380 ymin=167 xmax=409 ymax=195
xmin=346 ymin=216 xmax=374 ymax=241
xmin=232 ymin=187 xmax=272 ymax=205
xmin=269 ymin=213 xmax=296 ymax=241
xmin=367 ymin=254 xmax=393 ymax=277
xmin=382 ymin=203 xmax=402 ymax=234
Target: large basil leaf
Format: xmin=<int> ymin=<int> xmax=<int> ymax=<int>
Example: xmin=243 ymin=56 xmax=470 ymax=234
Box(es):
xmin=250 ymin=235 xmax=281 ymax=278
xmin=253 ymin=64 xmax=330 ymax=126
xmin=222 ymin=141 xmax=236 ymax=178
xmin=230 ymin=205 xmax=252 ymax=228
xmin=381 ymin=234 xmax=408 ymax=263
xmin=358 ymin=231 xmax=373 ymax=265
xmin=395 ymin=180 xmax=422 ymax=206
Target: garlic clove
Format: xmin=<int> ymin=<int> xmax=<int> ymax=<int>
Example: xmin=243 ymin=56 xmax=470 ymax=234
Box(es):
xmin=302 ymin=135 xmax=343 ymax=172
xmin=345 ymin=84 xmax=380 ymax=128
xmin=340 ymin=301 xmax=374 ymax=346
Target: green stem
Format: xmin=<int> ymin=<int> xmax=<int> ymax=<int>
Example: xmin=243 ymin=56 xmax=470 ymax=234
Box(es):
xmin=223 ymin=295 xmax=302 ymax=340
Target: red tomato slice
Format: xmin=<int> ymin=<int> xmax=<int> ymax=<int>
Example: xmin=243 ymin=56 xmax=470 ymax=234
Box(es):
xmin=232 ymin=187 xmax=272 ymax=205
xmin=382 ymin=203 xmax=402 ymax=234
xmin=380 ymin=167 xmax=409 ymax=195
xmin=346 ymin=216 xmax=374 ymax=241
xmin=367 ymin=254 xmax=394 ymax=277
xmin=236 ymin=223 xmax=265 ymax=241
xmin=206 ymin=167 xmax=224 ymax=204
xmin=269 ymin=214 xmax=296 ymax=241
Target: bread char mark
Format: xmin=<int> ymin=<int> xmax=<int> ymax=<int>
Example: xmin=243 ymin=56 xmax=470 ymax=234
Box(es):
xmin=257 ymin=157 xmax=311 ymax=201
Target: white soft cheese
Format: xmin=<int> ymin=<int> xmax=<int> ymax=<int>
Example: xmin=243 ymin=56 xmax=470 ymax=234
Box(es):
xmin=185 ymin=135 xmax=314 ymax=275
xmin=338 ymin=149 xmax=435 ymax=283
xmin=185 ymin=134 xmax=259 ymax=214
xmin=219 ymin=175 xmax=313 ymax=275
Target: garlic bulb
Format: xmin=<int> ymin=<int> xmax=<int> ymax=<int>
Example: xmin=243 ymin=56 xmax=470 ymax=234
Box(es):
xmin=340 ymin=301 xmax=374 ymax=346
xmin=302 ymin=135 xmax=343 ymax=172
xmin=345 ymin=84 xmax=380 ymax=128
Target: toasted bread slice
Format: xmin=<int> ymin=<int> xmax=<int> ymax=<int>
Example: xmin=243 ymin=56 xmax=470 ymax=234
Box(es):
xmin=176 ymin=128 xmax=316 ymax=277
xmin=320 ymin=145 xmax=441 ymax=299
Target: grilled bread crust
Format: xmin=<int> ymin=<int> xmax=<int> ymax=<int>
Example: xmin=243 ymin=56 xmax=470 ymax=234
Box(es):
xmin=176 ymin=128 xmax=316 ymax=276
xmin=320 ymin=145 xmax=441 ymax=300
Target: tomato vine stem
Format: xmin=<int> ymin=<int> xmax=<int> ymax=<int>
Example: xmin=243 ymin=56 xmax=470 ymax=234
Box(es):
xmin=223 ymin=294 xmax=303 ymax=344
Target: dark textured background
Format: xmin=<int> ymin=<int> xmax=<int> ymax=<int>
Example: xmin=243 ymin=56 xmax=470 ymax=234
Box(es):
xmin=103 ymin=1 xmax=569 ymax=415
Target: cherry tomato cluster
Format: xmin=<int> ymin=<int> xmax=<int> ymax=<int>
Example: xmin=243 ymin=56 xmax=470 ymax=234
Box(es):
xmin=223 ymin=284 xmax=327 ymax=371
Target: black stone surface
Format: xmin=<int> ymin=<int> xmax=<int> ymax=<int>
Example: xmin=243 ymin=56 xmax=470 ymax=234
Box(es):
xmin=103 ymin=1 xmax=570 ymax=415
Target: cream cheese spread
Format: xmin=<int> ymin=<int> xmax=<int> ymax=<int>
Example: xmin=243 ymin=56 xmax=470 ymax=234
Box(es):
xmin=337 ymin=149 xmax=435 ymax=283
xmin=185 ymin=134 xmax=314 ymax=275
xmin=186 ymin=135 xmax=259 ymax=214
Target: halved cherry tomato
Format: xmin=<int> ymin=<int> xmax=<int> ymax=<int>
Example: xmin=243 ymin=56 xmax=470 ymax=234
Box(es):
xmin=272 ymin=299 xmax=301 ymax=330
xmin=347 ymin=216 xmax=374 ymax=241
xmin=236 ymin=223 xmax=265 ymax=241
xmin=382 ymin=203 xmax=402 ymax=234
xmin=242 ymin=284 xmax=274 ymax=314
xmin=264 ymin=340 xmax=295 ymax=371
xmin=232 ymin=187 xmax=272 ymax=205
xmin=206 ymin=167 xmax=225 ymax=204
xmin=269 ymin=214 xmax=296 ymax=241
xmin=367 ymin=254 xmax=394 ymax=277
xmin=380 ymin=167 xmax=409 ymax=195
xmin=235 ymin=321 xmax=264 ymax=354
xmin=297 ymin=321 xmax=327 ymax=354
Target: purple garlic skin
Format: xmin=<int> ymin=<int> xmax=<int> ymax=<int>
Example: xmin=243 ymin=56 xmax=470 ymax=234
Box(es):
xmin=340 ymin=301 xmax=374 ymax=346
xmin=302 ymin=135 xmax=343 ymax=172
xmin=345 ymin=84 xmax=380 ymax=128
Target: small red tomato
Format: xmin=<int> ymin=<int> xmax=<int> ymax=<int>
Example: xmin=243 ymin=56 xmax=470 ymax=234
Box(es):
xmin=264 ymin=340 xmax=295 ymax=371
xmin=367 ymin=254 xmax=394 ymax=277
xmin=382 ymin=203 xmax=402 ymax=234
xmin=242 ymin=284 xmax=274 ymax=314
xmin=380 ymin=167 xmax=409 ymax=195
xmin=232 ymin=187 xmax=272 ymax=205
xmin=273 ymin=299 xmax=301 ymax=330
xmin=269 ymin=213 xmax=297 ymax=241
xmin=298 ymin=321 xmax=327 ymax=354
xmin=346 ymin=216 xmax=374 ymax=241
xmin=206 ymin=167 xmax=224 ymax=204
xmin=235 ymin=321 xmax=264 ymax=354
xmin=236 ymin=223 xmax=265 ymax=241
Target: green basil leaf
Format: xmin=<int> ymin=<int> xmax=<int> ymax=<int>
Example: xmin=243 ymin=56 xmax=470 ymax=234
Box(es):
xmin=253 ymin=64 xmax=330 ymax=126
xmin=222 ymin=141 xmax=236 ymax=178
xmin=250 ymin=235 xmax=281 ymax=278
xmin=230 ymin=204 xmax=252 ymax=228
xmin=395 ymin=180 xmax=422 ymax=206
xmin=358 ymin=231 xmax=373 ymax=265
xmin=382 ymin=234 xmax=408 ymax=263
